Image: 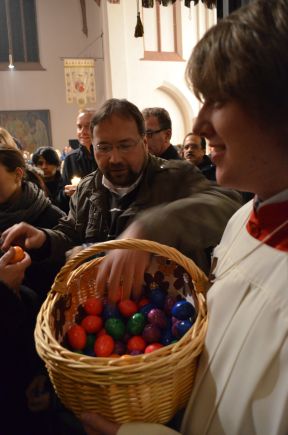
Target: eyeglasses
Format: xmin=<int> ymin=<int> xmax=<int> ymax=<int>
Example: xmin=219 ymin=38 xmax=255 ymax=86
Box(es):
xmin=145 ymin=128 xmax=167 ymax=139
xmin=93 ymin=139 xmax=140 ymax=155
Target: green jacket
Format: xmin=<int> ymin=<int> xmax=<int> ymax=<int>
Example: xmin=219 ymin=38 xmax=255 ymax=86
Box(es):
xmin=45 ymin=155 xmax=242 ymax=273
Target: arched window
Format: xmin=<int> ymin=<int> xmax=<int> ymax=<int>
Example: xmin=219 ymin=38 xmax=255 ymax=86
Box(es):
xmin=0 ymin=0 xmax=43 ymax=70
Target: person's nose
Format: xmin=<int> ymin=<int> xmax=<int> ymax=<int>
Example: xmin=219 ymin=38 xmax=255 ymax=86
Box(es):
xmin=108 ymin=147 xmax=123 ymax=164
xmin=193 ymin=103 xmax=214 ymax=140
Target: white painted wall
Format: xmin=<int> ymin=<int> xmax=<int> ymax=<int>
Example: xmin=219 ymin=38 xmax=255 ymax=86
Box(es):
xmin=104 ymin=1 xmax=216 ymax=145
xmin=0 ymin=0 xmax=106 ymax=151
xmin=0 ymin=0 xmax=216 ymax=151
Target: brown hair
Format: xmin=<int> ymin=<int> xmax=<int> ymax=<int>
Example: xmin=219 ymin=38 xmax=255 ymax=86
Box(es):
xmin=142 ymin=107 xmax=172 ymax=130
xmin=0 ymin=145 xmax=25 ymax=172
xmin=90 ymin=98 xmax=145 ymax=137
xmin=186 ymin=0 xmax=288 ymax=126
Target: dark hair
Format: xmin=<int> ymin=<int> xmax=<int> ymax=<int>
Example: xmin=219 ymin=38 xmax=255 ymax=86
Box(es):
xmin=142 ymin=107 xmax=172 ymax=130
xmin=90 ymin=99 xmax=145 ymax=137
xmin=0 ymin=145 xmax=26 ymax=172
xmin=32 ymin=146 xmax=61 ymax=167
xmin=183 ymin=132 xmax=206 ymax=150
xmin=186 ymin=0 xmax=288 ymax=126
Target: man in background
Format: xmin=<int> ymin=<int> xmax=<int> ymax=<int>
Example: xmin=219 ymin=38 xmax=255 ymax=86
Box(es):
xmin=142 ymin=107 xmax=180 ymax=160
xmin=182 ymin=132 xmax=216 ymax=181
xmin=61 ymin=108 xmax=97 ymax=211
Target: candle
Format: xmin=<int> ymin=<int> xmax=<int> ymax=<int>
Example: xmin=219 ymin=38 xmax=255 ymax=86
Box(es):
xmin=71 ymin=176 xmax=81 ymax=186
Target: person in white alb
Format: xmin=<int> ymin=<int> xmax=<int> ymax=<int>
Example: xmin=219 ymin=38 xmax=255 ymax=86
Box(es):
xmin=73 ymin=0 xmax=288 ymax=434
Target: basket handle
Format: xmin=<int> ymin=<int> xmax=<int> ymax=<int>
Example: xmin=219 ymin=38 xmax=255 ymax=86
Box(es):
xmin=51 ymin=238 xmax=209 ymax=295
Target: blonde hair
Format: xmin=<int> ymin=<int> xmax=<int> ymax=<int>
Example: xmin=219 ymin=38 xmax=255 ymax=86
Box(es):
xmin=0 ymin=127 xmax=17 ymax=148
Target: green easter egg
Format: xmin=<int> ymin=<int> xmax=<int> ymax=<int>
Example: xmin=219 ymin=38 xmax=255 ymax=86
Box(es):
xmin=127 ymin=313 xmax=145 ymax=335
xmin=105 ymin=318 xmax=125 ymax=340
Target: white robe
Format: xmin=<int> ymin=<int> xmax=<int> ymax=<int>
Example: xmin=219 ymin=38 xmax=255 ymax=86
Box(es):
xmin=119 ymin=201 xmax=288 ymax=435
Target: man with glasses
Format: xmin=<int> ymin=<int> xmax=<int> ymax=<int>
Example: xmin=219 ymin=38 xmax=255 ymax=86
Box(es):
xmin=142 ymin=107 xmax=180 ymax=160
xmin=1 ymin=98 xmax=242 ymax=277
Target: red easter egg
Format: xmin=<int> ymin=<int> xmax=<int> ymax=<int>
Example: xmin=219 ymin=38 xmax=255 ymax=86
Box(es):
xmin=84 ymin=297 xmax=103 ymax=315
xmin=81 ymin=315 xmax=103 ymax=334
xmin=138 ymin=297 xmax=150 ymax=308
xmin=127 ymin=336 xmax=146 ymax=353
xmin=67 ymin=324 xmax=87 ymax=350
xmin=144 ymin=343 xmax=164 ymax=353
xmin=97 ymin=328 xmax=107 ymax=337
xmin=118 ymin=300 xmax=138 ymax=317
xmin=94 ymin=334 xmax=114 ymax=357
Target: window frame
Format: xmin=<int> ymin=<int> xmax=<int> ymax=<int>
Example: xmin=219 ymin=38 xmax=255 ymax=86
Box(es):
xmin=0 ymin=0 xmax=44 ymax=71
xmin=142 ymin=2 xmax=184 ymax=62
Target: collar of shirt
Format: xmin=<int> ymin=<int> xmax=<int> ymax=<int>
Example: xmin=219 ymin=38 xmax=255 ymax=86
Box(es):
xmin=247 ymin=188 xmax=288 ymax=251
xmin=102 ymin=173 xmax=143 ymax=197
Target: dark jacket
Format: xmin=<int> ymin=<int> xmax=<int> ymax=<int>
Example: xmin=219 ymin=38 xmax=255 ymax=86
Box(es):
xmin=60 ymin=144 xmax=97 ymax=213
xmin=62 ymin=144 xmax=97 ymax=184
xmin=45 ymin=155 xmax=242 ymax=274
xmin=160 ymin=144 xmax=180 ymax=160
xmin=197 ymin=154 xmax=216 ymax=181
xmin=0 ymin=283 xmax=42 ymax=433
xmin=0 ymin=181 xmax=66 ymax=299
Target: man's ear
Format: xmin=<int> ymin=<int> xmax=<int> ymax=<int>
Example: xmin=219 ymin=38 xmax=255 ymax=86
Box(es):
xmin=15 ymin=167 xmax=24 ymax=181
xmin=164 ymin=129 xmax=172 ymax=141
xmin=142 ymin=136 xmax=149 ymax=153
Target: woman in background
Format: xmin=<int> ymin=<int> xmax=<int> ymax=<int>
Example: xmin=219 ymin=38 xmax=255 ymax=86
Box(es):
xmin=0 ymin=145 xmax=66 ymax=300
xmin=32 ymin=146 xmax=66 ymax=211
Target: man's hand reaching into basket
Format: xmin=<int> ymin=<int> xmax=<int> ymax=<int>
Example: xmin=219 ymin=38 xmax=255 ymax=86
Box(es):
xmin=95 ymin=222 xmax=151 ymax=302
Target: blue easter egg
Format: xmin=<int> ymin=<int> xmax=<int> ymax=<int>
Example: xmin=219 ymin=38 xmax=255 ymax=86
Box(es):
xmin=175 ymin=320 xmax=193 ymax=338
xmin=150 ymin=288 xmax=167 ymax=308
xmin=171 ymin=300 xmax=196 ymax=320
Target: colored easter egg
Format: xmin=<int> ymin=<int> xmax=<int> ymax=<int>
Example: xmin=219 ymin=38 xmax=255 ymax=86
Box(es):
xmin=105 ymin=318 xmax=125 ymax=340
xmin=9 ymin=246 xmax=25 ymax=264
xmin=149 ymin=288 xmax=167 ymax=308
xmin=175 ymin=320 xmax=193 ymax=338
xmin=94 ymin=334 xmax=114 ymax=357
xmin=144 ymin=343 xmax=164 ymax=353
xmin=127 ymin=313 xmax=145 ymax=335
xmin=83 ymin=297 xmax=103 ymax=315
xmin=147 ymin=308 xmax=168 ymax=329
xmin=171 ymin=300 xmax=196 ymax=320
xmin=139 ymin=303 xmax=155 ymax=318
xmin=118 ymin=300 xmax=138 ymax=317
xmin=142 ymin=324 xmax=161 ymax=343
xmin=127 ymin=336 xmax=146 ymax=353
xmin=164 ymin=295 xmax=177 ymax=316
xmin=67 ymin=324 xmax=87 ymax=350
xmin=113 ymin=340 xmax=126 ymax=355
xmin=81 ymin=315 xmax=103 ymax=334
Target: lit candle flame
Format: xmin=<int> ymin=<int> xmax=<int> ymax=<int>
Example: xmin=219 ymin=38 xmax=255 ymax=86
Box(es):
xmin=71 ymin=176 xmax=81 ymax=186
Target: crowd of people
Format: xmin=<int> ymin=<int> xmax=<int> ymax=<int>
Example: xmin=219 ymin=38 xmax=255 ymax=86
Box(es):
xmin=0 ymin=0 xmax=287 ymax=433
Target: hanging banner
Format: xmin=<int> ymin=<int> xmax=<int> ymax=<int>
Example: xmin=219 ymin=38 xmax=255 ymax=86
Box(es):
xmin=64 ymin=58 xmax=96 ymax=107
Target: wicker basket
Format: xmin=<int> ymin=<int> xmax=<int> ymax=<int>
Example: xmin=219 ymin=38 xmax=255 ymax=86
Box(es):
xmin=35 ymin=239 xmax=208 ymax=424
